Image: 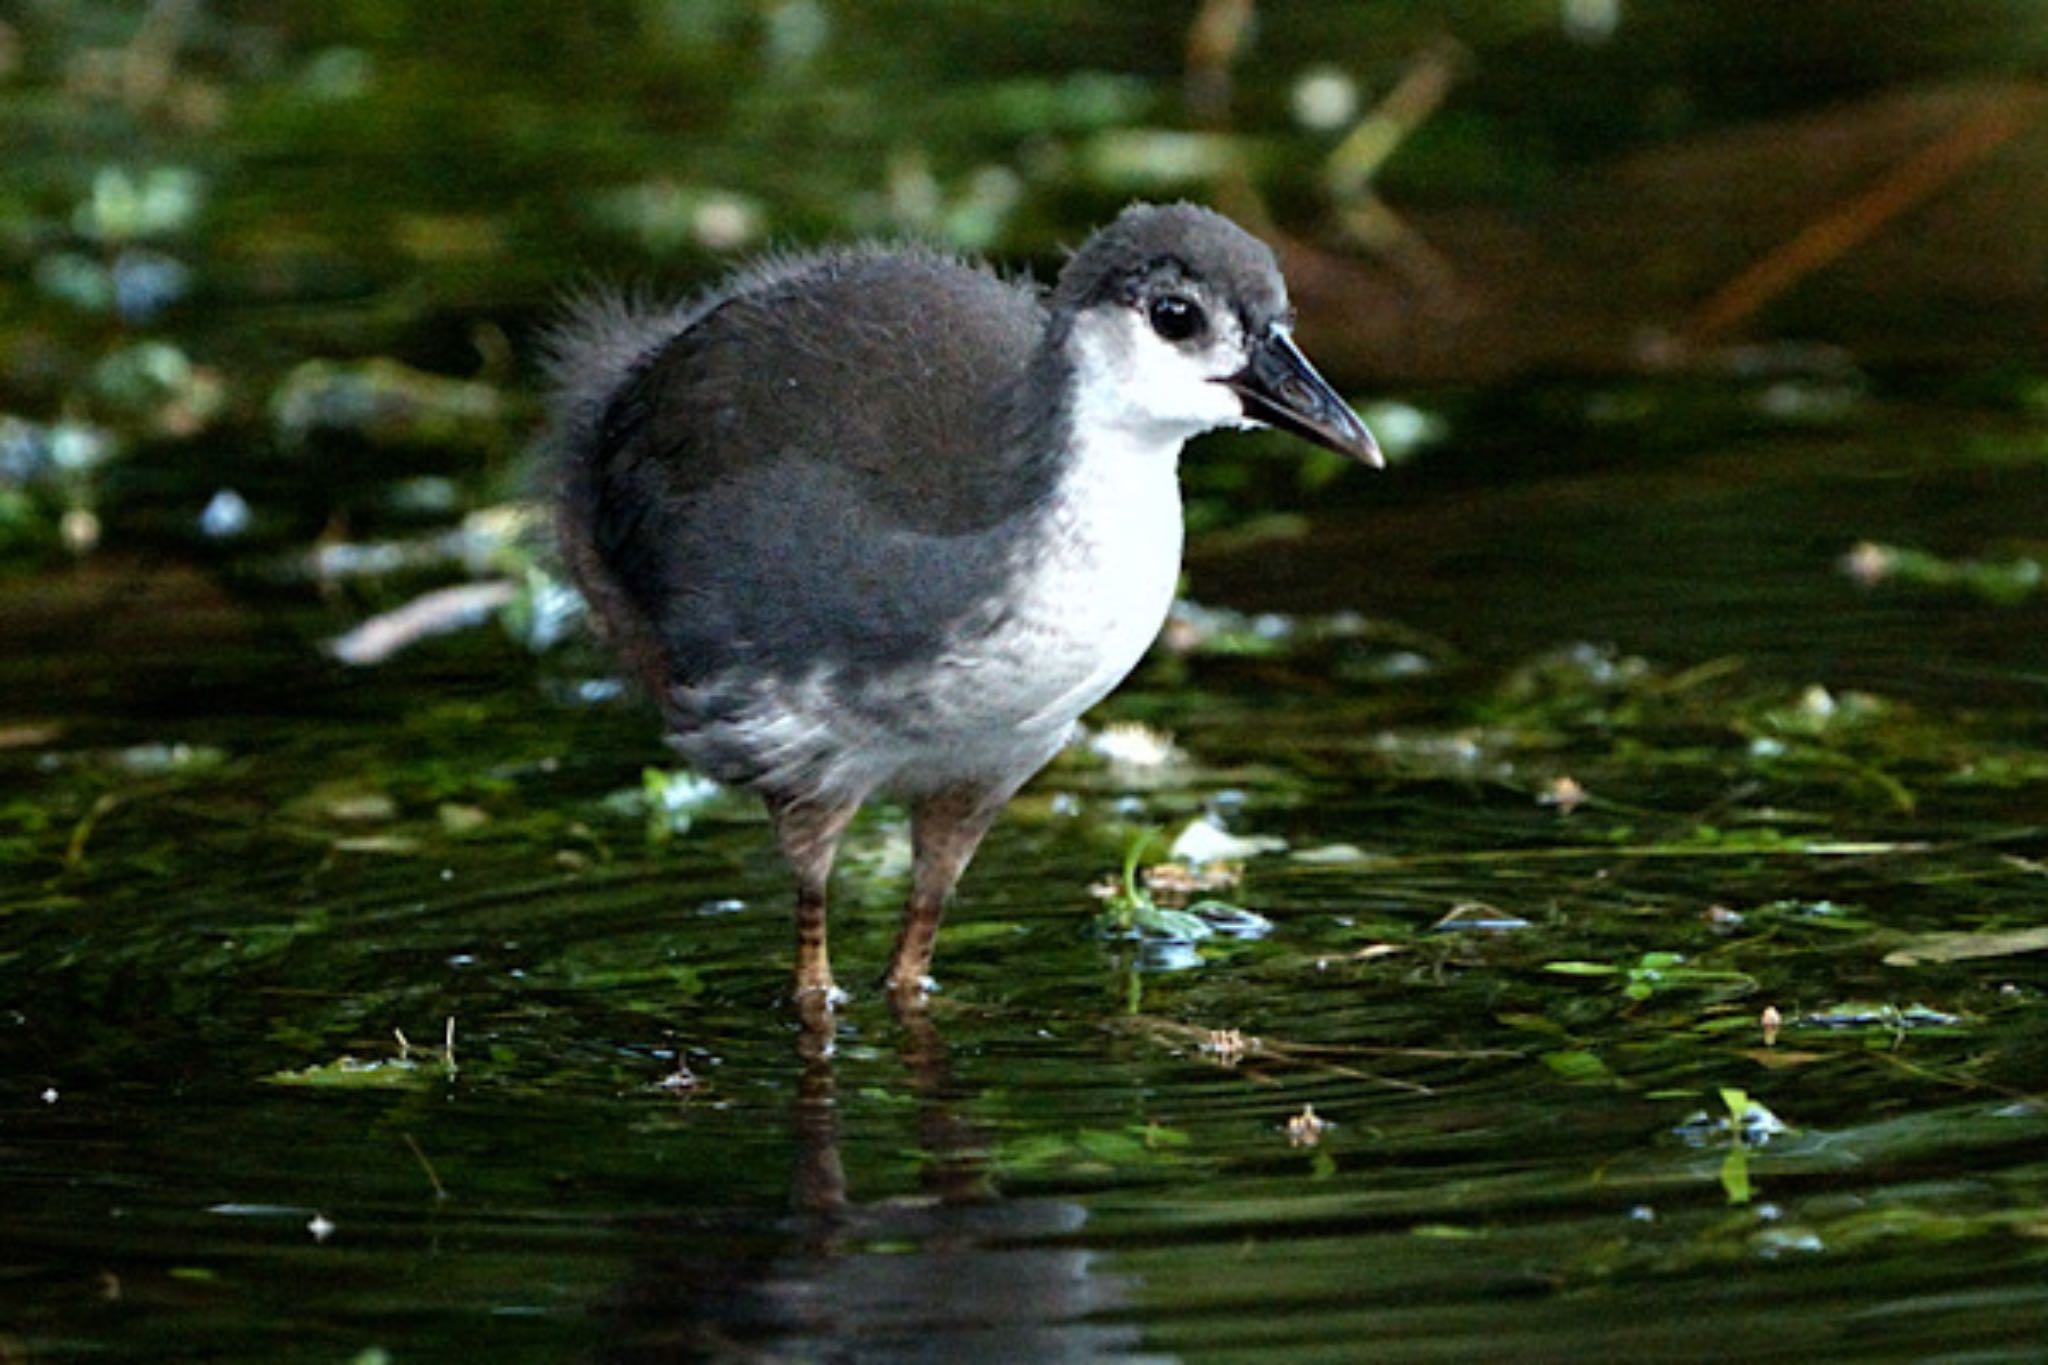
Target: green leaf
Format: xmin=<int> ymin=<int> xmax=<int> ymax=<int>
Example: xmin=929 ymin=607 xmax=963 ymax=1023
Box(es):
xmin=1883 ymin=925 xmax=2048 ymax=966
xmin=1543 ymin=960 xmax=1619 ymax=976
xmin=1543 ymin=1049 xmax=1611 ymax=1081
xmin=266 ymin=1055 xmax=438 ymax=1089
xmin=938 ymin=920 xmax=1026 ymax=946
xmin=1720 ymin=1143 xmax=1752 ymax=1205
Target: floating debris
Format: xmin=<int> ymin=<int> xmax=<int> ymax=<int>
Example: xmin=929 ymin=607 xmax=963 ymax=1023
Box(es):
xmin=1322 ymin=944 xmax=1405 ymax=969
xmin=272 ymin=357 xmax=507 ymax=453
xmin=1137 ymin=858 xmax=1243 ymax=900
xmin=1170 ymin=814 xmax=1285 ymax=862
xmin=198 ymin=489 xmax=250 ymax=539
xmin=1761 ymin=1005 xmax=1783 ymax=1046
xmin=1674 ymin=1091 xmax=1791 ymax=1146
xmin=1292 ymin=843 xmax=1370 ymax=864
xmin=1160 ymin=599 xmax=1392 ymax=658
xmin=1703 ymin=904 xmax=1746 ymax=932
xmin=0 ymin=724 xmax=62 ymax=750
xmin=1800 ymin=1002 xmax=1960 ymax=1030
xmin=1883 ymin=925 xmax=2048 ymax=966
xmin=92 ymin=339 xmax=223 ymax=436
xmin=1085 ymin=720 xmax=1186 ymax=772
xmin=326 ymin=580 xmax=519 ymax=665
xmin=1200 ymin=1028 xmax=1252 ymax=1066
xmin=1840 ymin=540 xmax=2041 ymax=605
xmin=1286 ymin=1104 xmax=1329 ymax=1147
xmin=290 ymin=781 xmax=397 ymax=824
xmin=1431 ymin=902 xmax=1531 ymax=933
xmin=266 ymin=1055 xmax=435 ymax=1090
xmin=603 ymin=767 xmax=727 ymax=841
xmin=299 ymin=506 xmax=547 ymax=587
xmin=112 ymin=741 xmax=226 ymax=776
xmin=1538 ymin=775 xmax=1588 ymax=814
xmin=1368 ymin=729 xmax=1508 ymax=782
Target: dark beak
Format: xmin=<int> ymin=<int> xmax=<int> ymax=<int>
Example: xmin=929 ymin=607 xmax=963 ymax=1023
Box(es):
xmin=1224 ymin=327 xmax=1383 ymax=468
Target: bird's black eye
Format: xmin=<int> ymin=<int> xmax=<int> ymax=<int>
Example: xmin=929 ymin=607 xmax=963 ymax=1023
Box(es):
xmin=1147 ymin=294 xmax=1205 ymax=343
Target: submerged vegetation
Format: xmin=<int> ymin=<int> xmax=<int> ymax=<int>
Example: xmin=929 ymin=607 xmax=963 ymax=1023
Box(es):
xmin=3 ymin=2 xmax=2048 ymax=1360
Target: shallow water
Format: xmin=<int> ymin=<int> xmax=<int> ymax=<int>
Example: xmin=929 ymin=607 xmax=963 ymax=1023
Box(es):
xmin=5 ymin=391 xmax=2048 ymax=1362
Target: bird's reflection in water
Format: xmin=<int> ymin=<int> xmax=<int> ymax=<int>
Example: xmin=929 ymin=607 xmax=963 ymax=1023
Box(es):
xmin=603 ymin=997 xmax=1171 ymax=1364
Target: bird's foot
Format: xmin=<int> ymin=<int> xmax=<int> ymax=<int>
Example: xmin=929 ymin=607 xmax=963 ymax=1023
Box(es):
xmin=792 ymin=979 xmax=849 ymax=1008
xmin=883 ymin=971 xmax=939 ymax=1006
xmin=791 ymin=981 xmax=844 ymax=1059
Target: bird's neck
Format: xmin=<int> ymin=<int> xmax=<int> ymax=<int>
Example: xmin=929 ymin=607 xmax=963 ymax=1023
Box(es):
xmin=1016 ymin=313 xmax=1202 ymax=489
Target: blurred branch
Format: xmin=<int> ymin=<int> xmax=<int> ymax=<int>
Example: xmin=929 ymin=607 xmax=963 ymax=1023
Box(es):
xmin=1185 ymin=0 xmax=1255 ymax=129
xmin=1325 ymin=35 xmax=1469 ymax=201
xmin=120 ymin=0 xmax=200 ymax=113
xmin=1681 ymin=95 xmax=2036 ymax=347
xmin=1183 ymin=0 xmax=1271 ymax=238
xmin=1326 ymin=36 xmax=1471 ymax=305
xmin=326 ymin=580 xmax=517 ymax=666
xmin=1183 ymin=13 xmax=1468 ymax=310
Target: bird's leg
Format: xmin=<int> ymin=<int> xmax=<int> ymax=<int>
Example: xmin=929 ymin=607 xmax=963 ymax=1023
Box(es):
xmin=766 ymin=793 xmax=860 ymax=1005
xmin=885 ymin=786 xmax=1005 ymax=998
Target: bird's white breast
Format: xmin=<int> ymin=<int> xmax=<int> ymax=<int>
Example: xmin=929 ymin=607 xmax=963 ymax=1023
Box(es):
xmin=994 ymin=425 xmax=1186 ymax=720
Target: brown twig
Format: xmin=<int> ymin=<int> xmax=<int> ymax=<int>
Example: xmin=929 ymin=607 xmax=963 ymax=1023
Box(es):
xmin=1325 ymin=35 xmax=1470 ymax=202
xmin=1185 ymin=0 xmax=1255 ymax=129
xmin=1325 ymin=36 xmax=1471 ymax=300
xmin=1683 ymin=98 xmax=2036 ymax=346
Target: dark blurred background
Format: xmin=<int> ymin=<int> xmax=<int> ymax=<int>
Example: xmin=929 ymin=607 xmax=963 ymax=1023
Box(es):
xmin=4 ymin=0 xmax=2047 ymax=622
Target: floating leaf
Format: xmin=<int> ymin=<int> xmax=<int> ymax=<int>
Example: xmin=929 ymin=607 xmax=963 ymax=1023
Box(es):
xmin=1543 ymin=960 xmax=1619 ymax=977
xmin=266 ymin=1055 xmax=438 ymax=1090
xmin=1840 ymin=541 xmax=2041 ymax=605
xmin=1884 ymin=926 xmax=2048 ymax=966
xmin=1543 ymin=1049 xmax=1612 ymax=1081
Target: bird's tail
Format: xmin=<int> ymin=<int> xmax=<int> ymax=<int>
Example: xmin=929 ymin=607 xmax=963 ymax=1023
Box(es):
xmin=538 ymin=289 xmax=698 ymax=697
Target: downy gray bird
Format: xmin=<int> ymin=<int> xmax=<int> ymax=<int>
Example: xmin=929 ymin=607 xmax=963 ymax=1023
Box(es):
xmin=547 ymin=201 xmax=1379 ymax=1005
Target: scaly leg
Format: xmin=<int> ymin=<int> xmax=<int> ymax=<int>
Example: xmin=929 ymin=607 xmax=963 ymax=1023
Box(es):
xmin=766 ymin=793 xmax=861 ymax=1004
xmin=884 ymin=785 xmax=1006 ymax=997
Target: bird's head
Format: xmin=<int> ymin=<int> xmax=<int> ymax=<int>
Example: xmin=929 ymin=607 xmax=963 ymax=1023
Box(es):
xmin=1052 ymin=202 xmax=1381 ymax=467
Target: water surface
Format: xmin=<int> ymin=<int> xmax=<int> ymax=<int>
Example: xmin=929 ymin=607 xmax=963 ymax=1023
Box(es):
xmin=6 ymin=391 xmax=2048 ymax=1361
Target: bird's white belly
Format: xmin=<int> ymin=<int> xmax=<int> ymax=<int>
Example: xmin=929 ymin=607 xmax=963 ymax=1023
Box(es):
xmin=709 ymin=430 xmax=1184 ymax=803
xmin=919 ymin=433 xmax=1185 ymax=755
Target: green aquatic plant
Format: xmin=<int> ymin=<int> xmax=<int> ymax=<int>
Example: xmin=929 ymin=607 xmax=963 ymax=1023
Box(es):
xmin=1091 ymin=829 xmax=1265 ymax=944
xmin=994 ymin=1122 xmax=1195 ymax=1178
xmin=1712 ymin=1087 xmax=1793 ymax=1206
xmin=1544 ymin=950 xmax=1756 ymax=1002
xmin=1841 ymin=541 xmax=2041 ymax=605
xmin=1095 ymin=831 xmax=1212 ymax=942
